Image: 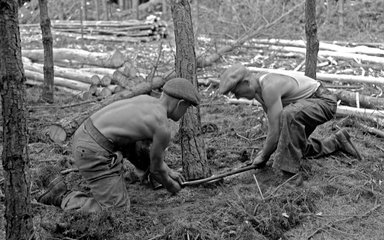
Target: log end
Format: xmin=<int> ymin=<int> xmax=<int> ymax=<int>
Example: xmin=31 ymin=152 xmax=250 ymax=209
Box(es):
xmin=48 ymin=124 xmax=67 ymax=143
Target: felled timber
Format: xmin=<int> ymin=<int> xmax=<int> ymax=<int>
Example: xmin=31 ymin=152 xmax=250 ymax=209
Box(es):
xmin=335 ymin=90 xmax=384 ymax=110
xmin=227 ymin=98 xmax=384 ymax=127
xmin=23 ymin=60 xmax=101 ymax=85
xmin=22 ymin=48 xmax=126 ymax=68
xmin=24 ymin=69 xmax=90 ymax=91
xmin=246 ymin=67 xmax=384 ymax=85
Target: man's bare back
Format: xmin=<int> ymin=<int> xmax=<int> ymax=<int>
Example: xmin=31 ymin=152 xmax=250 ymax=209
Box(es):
xmin=91 ymin=95 xmax=169 ymax=146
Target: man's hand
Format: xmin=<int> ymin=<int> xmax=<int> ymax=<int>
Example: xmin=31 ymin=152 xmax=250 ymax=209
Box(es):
xmin=244 ymin=152 xmax=268 ymax=169
xmin=150 ymin=169 xmax=182 ymax=194
xmin=168 ymin=170 xmax=185 ymax=186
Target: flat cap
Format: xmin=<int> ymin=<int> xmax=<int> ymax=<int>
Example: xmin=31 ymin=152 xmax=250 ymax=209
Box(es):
xmin=163 ymin=78 xmax=200 ymax=106
xmin=219 ymin=63 xmax=248 ymax=94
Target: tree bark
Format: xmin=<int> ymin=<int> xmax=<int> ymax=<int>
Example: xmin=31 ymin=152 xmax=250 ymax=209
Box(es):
xmin=0 ymin=1 xmax=34 ymax=239
xmin=133 ymin=0 xmax=139 ymax=19
xmin=95 ymin=0 xmax=101 ymax=21
xmin=338 ymin=0 xmax=344 ymax=35
xmin=304 ymin=0 xmax=319 ymax=79
xmin=39 ymin=0 xmax=54 ymax=103
xmin=171 ymin=0 xmax=211 ymax=180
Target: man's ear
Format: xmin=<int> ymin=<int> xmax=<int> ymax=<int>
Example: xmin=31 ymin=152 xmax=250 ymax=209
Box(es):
xmin=176 ymin=99 xmax=186 ymax=108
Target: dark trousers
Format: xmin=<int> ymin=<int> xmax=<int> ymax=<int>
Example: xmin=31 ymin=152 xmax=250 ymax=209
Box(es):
xmin=272 ymin=94 xmax=338 ymax=173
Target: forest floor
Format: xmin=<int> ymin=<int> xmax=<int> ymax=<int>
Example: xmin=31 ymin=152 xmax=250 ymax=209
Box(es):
xmin=1 ymin=36 xmax=383 ymax=240
xmin=1 ymin=1 xmax=384 ymax=239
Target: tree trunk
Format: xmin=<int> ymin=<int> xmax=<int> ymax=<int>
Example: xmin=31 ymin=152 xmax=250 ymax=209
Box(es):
xmin=0 ymin=1 xmax=34 ymax=239
xmin=133 ymin=0 xmax=139 ymax=19
xmin=171 ymin=0 xmax=211 ymax=180
xmin=102 ymin=0 xmax=109 ymax=20
xmin=82 ymin=0 xmax=87 ymax=20
xmin=338 ymin=0 xmax=344 ymax=35
xmin=162 ymin=0 xmax=168 ymax=20
xmin=304 ymin=0 xmax=319 ymax=79
xmin=325 ymin=0 xmax=332 ymax=24
xmin=95 ymin=0 xmax=101 ymax=21
xmin=39 ymin=0 xmax=54 ymax=103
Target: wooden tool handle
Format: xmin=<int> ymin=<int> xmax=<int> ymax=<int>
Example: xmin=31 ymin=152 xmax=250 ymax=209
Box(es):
xmin=181 ymin=165 xmax=256 ymax=187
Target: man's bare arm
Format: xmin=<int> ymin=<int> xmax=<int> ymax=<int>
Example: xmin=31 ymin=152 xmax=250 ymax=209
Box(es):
xmin=149 ymin=119 xmax=184 ymax=193
xmin=257 ymin=87 xmax=283 ymax=162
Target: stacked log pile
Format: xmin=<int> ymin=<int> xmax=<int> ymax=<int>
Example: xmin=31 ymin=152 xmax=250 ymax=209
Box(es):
xmin=22 ymin=48 xmax=150 ymax=99
xmin=20 ymin=18 xmax=168 ymax=43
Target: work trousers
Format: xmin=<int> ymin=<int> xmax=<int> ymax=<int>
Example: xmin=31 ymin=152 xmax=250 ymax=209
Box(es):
xmin=272 ymin=93 xmax=338 ymax=174
xmin=61 ymin=121 xmax=150 ymax=212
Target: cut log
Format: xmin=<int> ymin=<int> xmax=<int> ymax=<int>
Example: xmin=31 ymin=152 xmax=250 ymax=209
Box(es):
xmin=25 ymin=79 xmax=82 ymax=95
xmin=48 ymin=124 xmax=68 ymax=143
xmin=24 ymin=69 xmax=90 ymax=91
xmin=227 ymin=98 xmax=384 ymax=127
xmin=80 ymin=91 xmax=93 ymax=100
xmin=247 ymin=38 xmax=384 ymax=57
xmin=99 ymin=87 xmax=113 ymax=98
xmin=354 ymin=122 xmax=384 ymax=138
xmin=48 ymin=70 xmax=176 ymax=143
xmin=100 ymin=75 xmax=112 ymax=87
xmin=117 ymin=61 xmax=138 ymax=78
xmin=246 ymin=67 xmax=384 ymax=85
xmin=112 ymin=71 xmax=145 ymax=89
xmin=90 ymin=75 xmax=101 ymax=85
xmin=334 ymin=90 xmax=384 ymax=110
xmin=243 ymin=44 xmax=384 ymax=65
xmin=52 ymin=31 xmax=155 ymax=43
xmin=81 ymin=67 xmax=116 ymax=76
xmin=88 ymin=83 xmax=98 ymax=95
xmin=23 ymin=60 xmax=101 ymax=85
xmin=112 ymin=70 xmax=131 ymax=87
xmin=336 ymin=105 xmax=384 ymax=120
xmin=22 ymin=48 xmax=126 ymax=68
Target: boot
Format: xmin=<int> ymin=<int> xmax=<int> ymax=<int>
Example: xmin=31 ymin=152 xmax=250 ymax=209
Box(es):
xmin=37 ymin=176 xmax=68 ymax=208
xmin=335 ymin=129 xmax=363 ymax=160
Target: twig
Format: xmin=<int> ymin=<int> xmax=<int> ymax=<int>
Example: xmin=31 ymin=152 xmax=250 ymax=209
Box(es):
xmin=306 ymin=204 xmax=381 ymax=239
xmin=147 ymin=234 xmax=162 ymax=240
xmin=294 ymin=59 xmax=305 ymax=71
xmin=264 ymin=173 xmax=299 ymax=200
xmin=147 ymin=41 xmax=163 ymax=87
xmin=235 ymin=132 xmax=250 ymax=141
xmin=60 ymin=168 xmax=79 ymax=175
xmin=253 ymin=174 xmax=264 ymax=201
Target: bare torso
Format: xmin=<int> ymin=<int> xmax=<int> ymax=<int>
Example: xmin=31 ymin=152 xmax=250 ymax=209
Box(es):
xmin=90 ymin=95 xmax=169 ymax=146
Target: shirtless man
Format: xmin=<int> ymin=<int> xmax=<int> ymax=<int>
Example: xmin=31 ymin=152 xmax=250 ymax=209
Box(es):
xmin=38 ymin=78 xmax=200 ymax=212
xmin=219 ymin=63 xmax=362 ymax=183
